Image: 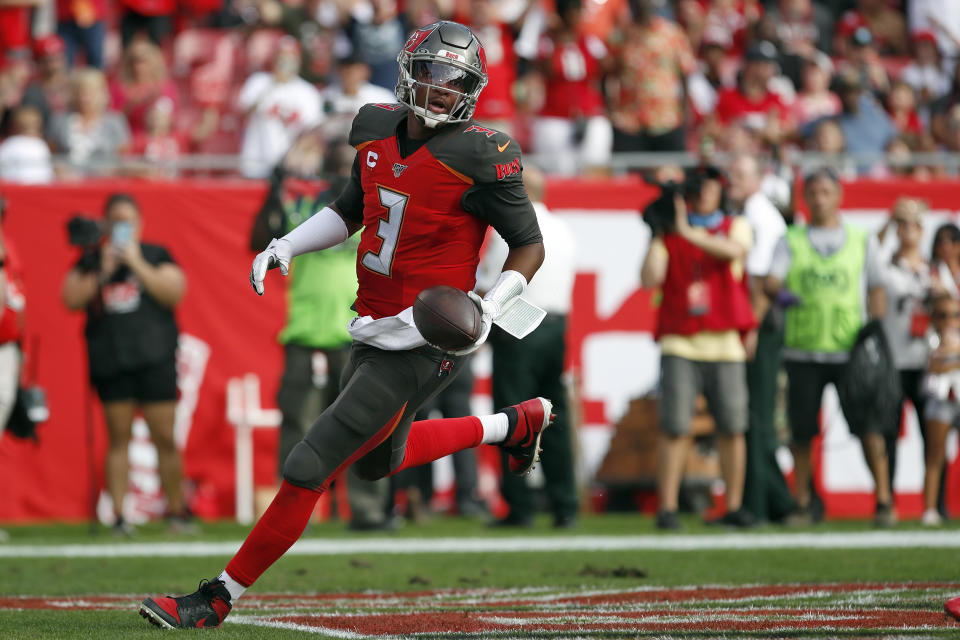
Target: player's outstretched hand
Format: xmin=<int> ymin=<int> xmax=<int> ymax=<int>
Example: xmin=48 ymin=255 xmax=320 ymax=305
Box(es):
xmin=249 ymin=238 xmax=292 ymax=295
xmin=449 ymin=291 xmax=494 ymax=355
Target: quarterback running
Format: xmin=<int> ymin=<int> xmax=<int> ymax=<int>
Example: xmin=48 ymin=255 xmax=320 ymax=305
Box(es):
xmin=139 ymin=20 xmax=552 ymax=629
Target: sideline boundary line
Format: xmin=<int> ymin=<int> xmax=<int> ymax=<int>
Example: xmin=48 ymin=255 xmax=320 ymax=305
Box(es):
xmin=2 ymin=530 xmax=960 ymax=558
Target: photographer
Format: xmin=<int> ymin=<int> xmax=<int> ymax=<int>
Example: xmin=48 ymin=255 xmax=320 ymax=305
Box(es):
xmin=61 ymin=193 xmax=189 ymax=535
xmin=641 ymin=167 xmax=757 ymax=530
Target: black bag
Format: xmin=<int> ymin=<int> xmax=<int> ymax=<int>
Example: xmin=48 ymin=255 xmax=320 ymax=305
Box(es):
xmin=836 ymin=319 xmax=902 ymax=438
xmin=6 ymin=386 xmax=48 ymax=441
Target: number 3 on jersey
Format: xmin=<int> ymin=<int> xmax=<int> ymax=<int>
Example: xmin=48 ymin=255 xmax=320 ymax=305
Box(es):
xmin=361 ymin=186 xmax=408 ymax=276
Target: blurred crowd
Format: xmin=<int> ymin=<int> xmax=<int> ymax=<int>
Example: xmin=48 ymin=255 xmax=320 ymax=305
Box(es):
xmin=2 ymin=0 xmax=960 ymax=180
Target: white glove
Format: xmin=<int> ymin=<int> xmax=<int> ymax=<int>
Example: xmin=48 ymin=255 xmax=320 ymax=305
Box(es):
xmin=449 ymin=291 xmax=495 ymax=356
xmin=249 ymin=238 xmax=292 ymax=295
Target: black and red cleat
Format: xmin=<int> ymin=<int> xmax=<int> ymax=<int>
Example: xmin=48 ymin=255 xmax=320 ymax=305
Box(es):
xmin=947 ymin=595 xmax=960 ymax=621
xmin=139 ymin=578 xmax=232 ymax=629
xmin=500 ymin=397 xmax=554 ymax=476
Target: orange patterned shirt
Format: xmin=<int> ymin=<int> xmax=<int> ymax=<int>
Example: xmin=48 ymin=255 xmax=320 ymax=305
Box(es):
xmin=611 ymin=17 xmax=697 ymax=135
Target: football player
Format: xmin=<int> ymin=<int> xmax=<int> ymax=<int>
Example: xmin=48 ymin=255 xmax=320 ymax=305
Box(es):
xmin=139 ymin=21 xmax=551 ymax=629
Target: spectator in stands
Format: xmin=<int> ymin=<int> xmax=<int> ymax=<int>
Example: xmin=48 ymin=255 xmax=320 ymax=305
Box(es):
xmin=919 ymin=291 xmax=960 ymax=526
xmin=319 ymin=55 xmax=395 ymax=140
xmin=0 ymin=53 xmax=30 ymax=134
xmin=901 ymin=30 xmax=951 ymax=107
xmin=686 ymin=35 xmax=736 ymax=124
xmin=767 ymin=0 xmax=834 ymax=56
xmin=258 ymin=0 xmax=340 ymax=85
xmin=467 ymin=0 xmax=518 ymax=135
xmin=765 ymin=168 xmax=893 ymax=527
xmin=0 ymin=105 xmax=53 ymax=183
xmin=111 ymin=39 xmax=178 ymax=138
xmin=791 ymin=53 xmax=841 ymax=129
xmin=60 ymin=193 xmax=191 ymax=535
xmin=529 ymin=0 xmax=612 ymax=175
xmin=839 ymin=27 xmax=890 ymax=99
xmin=935 ymin=106 xmax=960 ymax=171
xmin=713 ymin=41 xmax=794 ymax=150
xmin=49 ymin=68 xmax=131 ymax=176
xmin=120 ymin=0 xmax=175 ymax=46
xmin=728 ymin=154 xmax=794 ymax=525
xmin=876 ymin=198 xmax=936 ymax=516
xmin=127 ymin=96 xmax=182 ymax=178
xmin=702 ymin=0 xmax=760 ymax=58
xmin=479 ymin=165 xmax=579 ymax=529
xmin=835 ymin=0 xmax=908 ymax=57
xmin=641 ymin=167 xmax=756 ymax=530
xmin=835 ymin=67 xmax=897 ymax=162
xmin=607 ymin=0 xmax=696 ymax=155
xmin=21 ymin=35 xmax=72 ymax=136
xmin=886 ymin=81 xmax=927 ymax=144
xmin=237 ymin=36 xmax=323 ymax=179
xmin=344 ymin=0 xmax=409 ymax=90
xmin=910 ymin=1 xmax=960 ymax=69
xmin=929 ymin=64 xmax=960 ymax=145
xmin=55 ymin=0 xmax=106 ymax=69
xmin=930 ymin=222 xmax=960 ymax=297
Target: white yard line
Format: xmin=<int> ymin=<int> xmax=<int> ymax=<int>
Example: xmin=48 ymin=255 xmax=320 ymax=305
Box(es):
xmin=1 ymin=530 xmax=959 ymax=559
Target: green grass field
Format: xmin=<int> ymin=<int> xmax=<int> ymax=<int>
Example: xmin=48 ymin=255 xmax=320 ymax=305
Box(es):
xmin=1 ymin=514 xmax=958 ymax=638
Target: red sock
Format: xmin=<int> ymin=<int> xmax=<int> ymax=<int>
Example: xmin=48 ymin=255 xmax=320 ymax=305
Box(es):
xmin=225 ymin=481 xmax=319 ymax=587
xmin=390 ymin=416 xmax=483 ymax=474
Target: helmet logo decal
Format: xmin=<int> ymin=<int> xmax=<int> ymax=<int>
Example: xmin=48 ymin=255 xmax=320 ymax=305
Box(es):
xmin=437 ymin=49 xmax=466 ymax=63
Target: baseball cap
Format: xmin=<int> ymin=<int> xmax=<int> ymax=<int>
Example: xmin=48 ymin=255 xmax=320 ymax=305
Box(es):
xmin=33 ymin=34 xmax=65 ymax=59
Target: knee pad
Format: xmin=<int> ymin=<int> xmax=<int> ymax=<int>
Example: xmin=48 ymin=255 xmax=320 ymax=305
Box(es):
xmin=282 ymin=440 xmax=329 ymax=490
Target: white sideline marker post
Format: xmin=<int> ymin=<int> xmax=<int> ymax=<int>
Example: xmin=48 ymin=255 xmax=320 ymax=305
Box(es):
xmin=226 ymin=374 xmax=281 ymax=524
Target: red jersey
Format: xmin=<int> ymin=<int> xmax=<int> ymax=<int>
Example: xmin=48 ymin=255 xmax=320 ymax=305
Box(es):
xmin=715 ymin=86 xmax=789 ymax=130
xmin=346 ymin=104 xmax=529 ymax=319
xmin=657 ymin=217 xmax=756 ymax=339
xmin=537 ymin=34 xmax=607 ymax=118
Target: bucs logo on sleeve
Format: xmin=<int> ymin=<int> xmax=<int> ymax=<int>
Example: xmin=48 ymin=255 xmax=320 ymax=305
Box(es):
xmin=464 ymin=124 xmax=495 ymax=137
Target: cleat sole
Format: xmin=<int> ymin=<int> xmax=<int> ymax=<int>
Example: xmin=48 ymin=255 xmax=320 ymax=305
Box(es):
xmin=139 ymin=603 xmax=175 ymax=629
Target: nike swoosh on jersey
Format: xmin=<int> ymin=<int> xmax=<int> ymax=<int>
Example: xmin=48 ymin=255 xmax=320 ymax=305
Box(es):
xmin=497 ymin=140 xmax=510 ymax=152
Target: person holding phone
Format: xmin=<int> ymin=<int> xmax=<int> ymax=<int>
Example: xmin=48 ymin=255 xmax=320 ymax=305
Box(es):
xmin=61 ymin=192 xmax=189 ymax=535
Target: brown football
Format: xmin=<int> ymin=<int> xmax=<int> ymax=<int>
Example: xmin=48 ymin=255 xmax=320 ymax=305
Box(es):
xmin=413 ymin=286 xmax=482 ymax=352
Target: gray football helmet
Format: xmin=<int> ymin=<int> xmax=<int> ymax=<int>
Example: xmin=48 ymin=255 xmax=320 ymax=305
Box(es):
xmin=396 ymin=21 xmax=488 ymax=128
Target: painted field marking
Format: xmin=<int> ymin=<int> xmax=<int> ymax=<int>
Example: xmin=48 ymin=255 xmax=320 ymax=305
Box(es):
xmin=2 ymin=584 xmax=958 ymax=638
xmin=2 ymin=530 xmax=960 ymax=559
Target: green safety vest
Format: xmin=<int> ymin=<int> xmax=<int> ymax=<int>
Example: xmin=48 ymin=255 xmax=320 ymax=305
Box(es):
xmin=278 ymin=194 xmax=359 ymax=350
xmin=784 ymin=224 xmax=866 ymax=354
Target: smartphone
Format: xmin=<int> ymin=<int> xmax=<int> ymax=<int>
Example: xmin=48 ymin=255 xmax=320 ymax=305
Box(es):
xmin=111 ymin=221 xmax=133 ymax=248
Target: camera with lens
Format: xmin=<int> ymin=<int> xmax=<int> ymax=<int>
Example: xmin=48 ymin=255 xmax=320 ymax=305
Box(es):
xmin=642 ymin=165 xmax=727 ymax=236
xmin=66 ymin=214 xmax=105 ymax=273
xmin=67 ymin=214 xmax=104 ymax=247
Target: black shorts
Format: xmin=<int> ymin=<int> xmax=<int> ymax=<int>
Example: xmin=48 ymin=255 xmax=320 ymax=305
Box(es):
xmin=92 ymin=359 xmax=178 ymax=404
xmin=785 ymin=359 xmax=878 ymax=444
